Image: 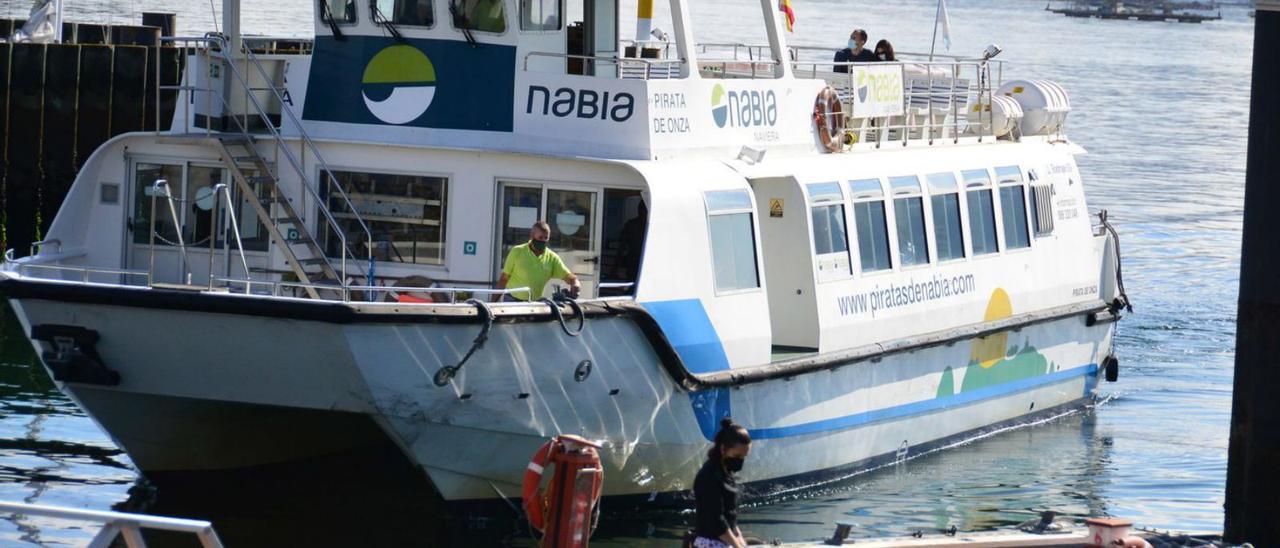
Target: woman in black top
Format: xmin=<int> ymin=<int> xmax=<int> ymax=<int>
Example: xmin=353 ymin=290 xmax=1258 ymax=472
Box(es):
xmin=693 ymin=418 xmax=752 ymax=548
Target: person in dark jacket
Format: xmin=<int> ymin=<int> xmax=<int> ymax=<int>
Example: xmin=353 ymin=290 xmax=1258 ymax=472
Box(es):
xmin=693 ymin=418 xmax=752 ymax=548
xmin=833 ymin=29 xmax=878 ymax=73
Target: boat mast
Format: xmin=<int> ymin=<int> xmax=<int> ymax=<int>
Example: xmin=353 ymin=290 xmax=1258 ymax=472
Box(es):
xmin=223 ymin=0 xmax=242 ymax=54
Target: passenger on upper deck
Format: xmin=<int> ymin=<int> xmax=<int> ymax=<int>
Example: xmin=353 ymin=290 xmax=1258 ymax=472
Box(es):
xmin=494 ymin=221 xmax=582 ymax=302
xmin=833 ymin=29 xmax=878 ymax=73
xmin=874 ymin=39 xmax=896 ymax=62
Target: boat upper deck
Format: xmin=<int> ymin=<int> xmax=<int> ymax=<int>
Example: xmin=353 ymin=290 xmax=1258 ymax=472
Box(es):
xmin=164 ymin=0 xmax=1053 ymax=163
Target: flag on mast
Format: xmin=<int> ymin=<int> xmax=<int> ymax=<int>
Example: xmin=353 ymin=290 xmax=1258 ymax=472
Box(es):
xmin=779 ymin=0 xmax=796 ymax=32
xmin=937 ymin=0 xmax=952 ymax=50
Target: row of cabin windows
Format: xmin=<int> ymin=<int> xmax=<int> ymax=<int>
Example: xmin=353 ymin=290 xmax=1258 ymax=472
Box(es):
xmin=834 ymin=167 xmax=1050 ymax=276
xmin=701 ymin=166 xmax=1053 ymax=292
xmin=322 ymin=0 xmax=562 ymax=33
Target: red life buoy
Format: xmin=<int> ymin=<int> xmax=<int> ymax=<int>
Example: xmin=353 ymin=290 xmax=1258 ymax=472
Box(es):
xmin=522 ymin=439 xmax=556 ymax=532
xmin=521 ymin=435 xmax=604 ymax=546
xmin=813 ymin=87 xmax=845 ymax=153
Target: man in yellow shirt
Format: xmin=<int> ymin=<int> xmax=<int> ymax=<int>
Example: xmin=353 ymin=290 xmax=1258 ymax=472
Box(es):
xmin=495 ymin=221 xmax=581 ymax=301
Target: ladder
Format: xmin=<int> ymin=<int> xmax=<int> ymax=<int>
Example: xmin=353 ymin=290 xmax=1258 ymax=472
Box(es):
xmin=214 ymin=135 xmax=339 ymax=299
xmin=174 ymin=34 xmax=372 ymax=299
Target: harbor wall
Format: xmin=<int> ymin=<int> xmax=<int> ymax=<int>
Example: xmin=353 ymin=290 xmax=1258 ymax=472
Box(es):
xmin=0 ymin=18 xmax=182 ymax=255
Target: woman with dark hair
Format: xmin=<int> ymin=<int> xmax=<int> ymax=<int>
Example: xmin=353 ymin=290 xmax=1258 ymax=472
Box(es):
xmin=874 ymin=39 xmax=896 ymax=62
xmin=692 ymin=418 xmax=752 ymax=548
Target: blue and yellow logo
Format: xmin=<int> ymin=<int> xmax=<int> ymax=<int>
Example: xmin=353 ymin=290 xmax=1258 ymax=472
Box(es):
xmin=361 ymin=45 xmax=437 ymax=125
xmin=711 ymin=84 xmax=728 ymax=128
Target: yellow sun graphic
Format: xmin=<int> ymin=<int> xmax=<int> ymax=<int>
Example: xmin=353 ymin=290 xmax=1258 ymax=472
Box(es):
xmin=970 ymin=288 xmax=1012 ymax=368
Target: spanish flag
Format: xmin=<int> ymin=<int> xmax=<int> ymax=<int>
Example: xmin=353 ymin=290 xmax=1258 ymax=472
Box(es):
xmin=779 ymin=0 xmax=795 ymax=32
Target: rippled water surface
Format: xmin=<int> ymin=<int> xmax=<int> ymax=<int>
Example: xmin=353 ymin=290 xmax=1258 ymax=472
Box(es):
xmin=0 ymin=0 xmax=1250 ymax=544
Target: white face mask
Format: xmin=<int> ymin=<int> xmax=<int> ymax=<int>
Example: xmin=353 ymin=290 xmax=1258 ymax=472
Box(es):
xmin=848 ymin=39 xmax=859 ymax=50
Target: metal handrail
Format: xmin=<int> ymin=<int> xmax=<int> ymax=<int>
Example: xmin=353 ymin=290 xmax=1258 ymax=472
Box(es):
xmin=787 ymin=59 xmax=996 ymax=147
xmin=148 ymin=179 xmax=194 ymax=285
xmin=11 ymin=262 xmax=152 ymax=285
xmin=0 ymin=500 xmax=224 ymax=548
xmin=210 ymin=183 xmax=251 ymax=289
xmin=215 ymin=276 xmax=533 ymax=303
xmin=522 ymin=51 xmax=684 ymax=79
xmin=234 ymin=37 xmax=374 ymax=286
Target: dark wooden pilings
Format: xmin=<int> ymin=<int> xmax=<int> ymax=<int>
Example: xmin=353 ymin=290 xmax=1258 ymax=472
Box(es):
xmin=0 ymin=40 xmax=182 ymax=254
xmin=1225 ymin=4 xmax=1280 ymax=545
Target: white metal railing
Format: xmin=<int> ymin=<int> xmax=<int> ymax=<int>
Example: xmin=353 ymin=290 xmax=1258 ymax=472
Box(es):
xmin=0 ymin=501 xmax=224 ymax=548
xmin=790 ymin=59 xmax=1002 ymax=146
xmin=522 ymin=52 xmax=683 ymax=80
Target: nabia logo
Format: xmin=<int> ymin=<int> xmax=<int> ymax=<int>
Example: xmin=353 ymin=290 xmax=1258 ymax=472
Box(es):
xmin=710 ymin=84 xmax=778 ymax=128
xmin=362 ymin=45 xmax=437 ymax=125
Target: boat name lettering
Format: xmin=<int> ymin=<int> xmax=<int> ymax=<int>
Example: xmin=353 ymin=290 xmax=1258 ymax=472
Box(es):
xmin=835 ymin=273 xmax=977 ymax=318
xmin=712 ymin=86 xmax=778 ymax=129
xmin=525 ymin=85 xmax=635 ymax=122
xmin=651 ymin=92 xmax=687 ymax=109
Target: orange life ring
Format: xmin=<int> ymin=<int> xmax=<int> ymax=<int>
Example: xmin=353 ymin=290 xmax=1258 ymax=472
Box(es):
xmin=813 ymin=87 xmax=845 ymax=153
xmin=522 ymin=439 xmax=556 ymax=532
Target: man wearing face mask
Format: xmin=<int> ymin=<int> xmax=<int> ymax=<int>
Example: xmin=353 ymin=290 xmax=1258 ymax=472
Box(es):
xmin=494 ymin=220 xmax=582 ymax=302
xmin=833 ymin=29 xmax=877 ymax=73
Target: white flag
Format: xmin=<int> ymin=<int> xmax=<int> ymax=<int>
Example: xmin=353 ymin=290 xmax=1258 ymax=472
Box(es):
xmin=937 ymin=0 xmax=952 ymax=51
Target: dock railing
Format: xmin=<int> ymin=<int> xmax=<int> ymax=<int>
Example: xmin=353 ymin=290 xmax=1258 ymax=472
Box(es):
xmin=0 ymin=500 xmax=225 ymax=548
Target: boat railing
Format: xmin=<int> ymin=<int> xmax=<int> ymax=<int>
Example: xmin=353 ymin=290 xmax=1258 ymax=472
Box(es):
xmin=8 ymin=261 xmax=153 ymax=286
xmin=0 ymin=500 xmax=225 ymax=548
xmin=522 ymin=51 xmax=684 ymax=79
xmin=147 ymin=179 xmax=194 ymax=285
xmin=790 ymin=59 xmax=1003 ymax=146
xmin=4 ymin=257 xmax=637 ymax=307
xmin=155 ymin=34 xmax=374 ymax=294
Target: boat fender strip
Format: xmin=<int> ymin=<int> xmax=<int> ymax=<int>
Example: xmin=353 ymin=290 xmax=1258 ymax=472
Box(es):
xmin=29 ymin=324 xmax=121 ymax=386
xmin=432 ymin=299 xmax=494 ymax=387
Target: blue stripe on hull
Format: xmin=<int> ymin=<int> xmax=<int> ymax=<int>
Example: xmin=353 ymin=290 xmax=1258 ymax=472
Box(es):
xmin=748 ymin=363 xmax=1099 ymax=439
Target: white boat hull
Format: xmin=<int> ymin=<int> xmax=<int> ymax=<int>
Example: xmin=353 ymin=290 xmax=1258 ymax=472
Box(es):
xmin=4 ymin=281 xmax=1113 ymax=503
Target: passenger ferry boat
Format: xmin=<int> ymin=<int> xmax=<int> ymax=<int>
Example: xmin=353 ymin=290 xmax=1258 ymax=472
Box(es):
xmin=0 ymin=0 xmax=1128 ymax=506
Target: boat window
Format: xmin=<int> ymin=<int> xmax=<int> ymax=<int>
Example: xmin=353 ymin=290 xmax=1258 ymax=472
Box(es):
xmin=962 ymin=169 xmax=991 ymax=188
xmin=889 ymin=175 xmax=922 ymax=196
xmin=995 ymin=165 xmax=1023 ymax=185
xmin=375 ymin=0 xmax=435 ymax=26
xmin=703 ymin=190 xmax=759 ymax=292
xmin=520 ymin=0 xmax=560 ymax=30
xmin=704 ymin=189 xmax=754 ymax=212
xmin=320 ymin=0 xmax=357 ymax=24
xmin=324 ymin=170 xmax=449 ymax=265
xmin=967 ymin=187 xmax=998 ymax=256
xmin=132 ymin=163 xmax=185 ymax=245
xmin=847 ymin=178 xmax=884 ymax=200
xmin=452 ymin=0 xmax=507 ymax=33
xmin=849 ymin=179 xmax=891 ymax=272
xmin=1031 ymin=184 xmax=1055 ymax=236
xmin=807 ymin=183 xmax=851 ymax=279
xmin=132 ymin=163 xmax=270 ymax=253
xmin=999 ymin=185 xmax=1031 ymax=249
xmin=927 ymin=173 xmax=964 ymax=262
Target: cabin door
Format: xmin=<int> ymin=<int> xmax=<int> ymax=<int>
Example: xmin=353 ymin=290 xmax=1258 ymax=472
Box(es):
xmin=496 ymin=182 xmax=600 ymax=298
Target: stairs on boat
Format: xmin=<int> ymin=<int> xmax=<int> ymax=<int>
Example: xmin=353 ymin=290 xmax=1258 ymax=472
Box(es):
xmin=213 ymin=135 xmax=340 ymax=299
xmin=168 ymin=37 xmax=372 ymax=300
